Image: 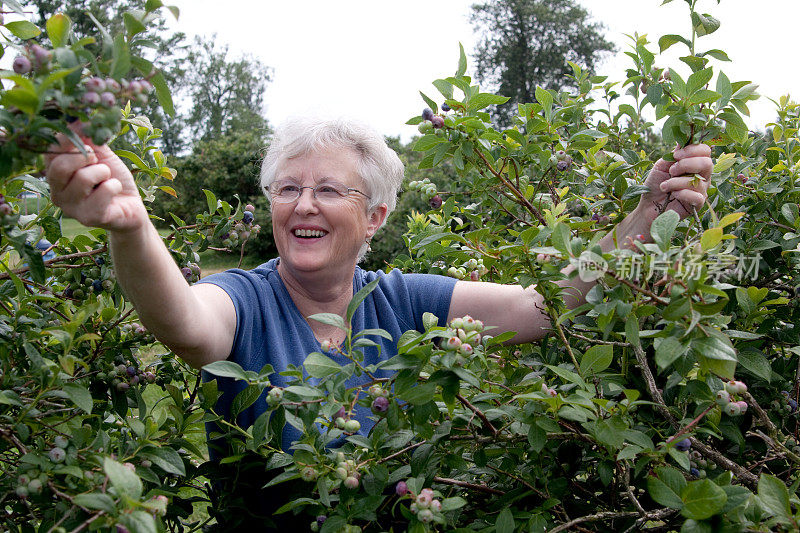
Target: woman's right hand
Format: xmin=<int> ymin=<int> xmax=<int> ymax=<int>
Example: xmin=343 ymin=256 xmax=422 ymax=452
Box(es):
xmin=45 ymin=132 xmax=148 ymax=233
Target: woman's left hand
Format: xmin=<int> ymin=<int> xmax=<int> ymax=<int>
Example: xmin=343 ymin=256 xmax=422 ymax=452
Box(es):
xmin=635 ymin=144 xmax=713 ymax=222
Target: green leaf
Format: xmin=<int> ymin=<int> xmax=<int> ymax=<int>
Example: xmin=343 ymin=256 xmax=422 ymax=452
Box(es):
xmin=757 ymin=474 xmax=791 ymax=522
xmin=308 ymin=313 xmax=346 ymax=331
xmin=141 ymin=446 xmax=186 ymax=476
xmin=655 ymin=337 xmax=687 ymax=369
xmin=681 ymin=479 xmax=727 ymax=520
xmin=46 ymin=13 xmax=71 ymax=47
xmin=6 ymin=20 xmax=41 ymax=39
xmin=468 ymin=93 xmax=510 ymax=112
xmin=202 ymin=189 xmax=217 ymax=213
xmin=303 ymin=352 xmax=342 ymax=379
xmin=647 ymin=476 xmax=684 ymax=509
xmin=110 ymin=33 xmax=131 ymax=79
xmin=62 ymin=383 xmax=92 ymax=414
xmin=736 ymin=349 xmax=771 ymax=382
xmin=658 ymin=34 xmax=691 ymax=52
xmin=440 ymin=496 xmax=467 ymax=512
xmin=535 ymin=86 xmax=552 ymax=114
xmin=104 ymin=457 xmax=142 ymax=500
xmin=691 ymin=335 xmax=736 ymax=362
xmin=455 ymin=42 xmax=467 ymax=77
xmin=72 ymin=493 xmax=116 ymax=514
xmin=399 ymin=383 xmax=436 ymax=405
xmin=686 ymin=68 xmax=714 ymax=96
xmin=691 ymin=12 xmax=721 ymax=36
xmin=347 ymin=278 xmax=380 ymax=323
xmin=495 ymin=507 xmax=514 ymax=533
xmin=581 ymin=345 xmax=613 ymax=375
xmin=700 ymin=227 xmax=723 ymax=251
xmin=202 ymin=360 xmax=249 ymax=381
xmin=150 ymin=71 xmax=175 ymax=117
xmin=651 ymin=210 xmax=680 ymax=251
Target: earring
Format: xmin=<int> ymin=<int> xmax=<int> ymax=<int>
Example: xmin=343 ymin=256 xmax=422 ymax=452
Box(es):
xmin=365 ymin=238 xmax=372 ymax=252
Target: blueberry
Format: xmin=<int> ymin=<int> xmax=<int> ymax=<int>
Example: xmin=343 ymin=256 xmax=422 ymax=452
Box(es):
xmin=557 ymin=160 xmax=570 ymax=172
xmin=242 ymin=211 xmax=254 ymax=224
xmin=13 ymin=56 xmax=32 ymax=74
xmin=126 ymin=366 xmax=137 ymax=377
xmin=316 ymin=515 xmax=327 ymax=526
xmin=31 ymin=45 xmax=51 ymax=67
xmin=690 ymin=467 xmax=700 ymax=477
xmin=441 ymin=103 xmax=451 ymax=112
xmin=789 ymin=399 xmax=798 ymax=412
xmin=371 ymin=396 xmax=389 ymax=414
xmin=92 ymin=279 xmax=103 ymax=293
xmin=431 ymin=115 xmax=445 ymax=129
xmin=421 ymin=107 xmax=434 ymax=121
xmin=675 ymin=438 xmax=691 ymax=452
xmin=396 ymin=481 xmax=408 ymax=495
xmin=180 ymin=267 xmax=192 ymax=280
xmin=85 ymin=77 xmax=106 ymax=92
xmin=429 ymin=195 xmax=442 ymax=209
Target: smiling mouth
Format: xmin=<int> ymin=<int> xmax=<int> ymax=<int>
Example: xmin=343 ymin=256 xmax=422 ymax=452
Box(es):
xmin=293 ymin=229 xmax=328 ymax=238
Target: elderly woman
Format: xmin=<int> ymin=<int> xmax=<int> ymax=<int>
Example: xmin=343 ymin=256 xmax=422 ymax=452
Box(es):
xmin=46 ymin=116 xmax=711 ymax=525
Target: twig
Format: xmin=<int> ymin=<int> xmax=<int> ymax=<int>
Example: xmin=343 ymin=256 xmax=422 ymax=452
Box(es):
xmin=743 ymin=391 xmax=778 ymax=439
xmin=67 ymin=510 xmax=105 ymax=533
xmin=432 ymin=476 xmax=504 ymax=495
xmin=666 ymin=404 xmax=715 ymax=444
xmin=621 ymin=508 xmax=678 ymax=533
xmin=631 ymin=345 xmax=677 ymax=428
xmin=689 ymin=439 xmax=758 ymax=487
xmin=749 ymin=430 xmax=800 ymax=464
xmin=549 ymin=511 xmax=640 ymax=533
xmin=377 ymin=441 xmax=425 ymax=465
xmin=565 ymin=329 xmax=631 ymax=347
xmin=474 ymin=149 xmax=547 ymax=225
xmin=455 ymin=393 xmax=498 ymax=436
xmin=605 ymin=268 xmax=669 ymax=306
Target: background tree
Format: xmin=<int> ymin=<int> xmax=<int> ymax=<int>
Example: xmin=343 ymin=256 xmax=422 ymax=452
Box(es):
xmin=470 ymin=0 xmax=614 ymax=126
xmin=183 ymin=36 xmax=271 ymax=142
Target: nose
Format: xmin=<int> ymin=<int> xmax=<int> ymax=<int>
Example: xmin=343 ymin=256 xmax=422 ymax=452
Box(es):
xmin=293 ymin=187 xmax=318 ymax=215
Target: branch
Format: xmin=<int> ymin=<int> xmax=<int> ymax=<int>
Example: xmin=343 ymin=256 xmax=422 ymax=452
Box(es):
xmin=474 ymin=149 xmax=547 ymax=225
xmin=631 ymin=345 xmax=677 ymax=428
xmin=433 ymin=476 xmax=504 ymax=495
xmin=549 ymin=511 xmax=640 ymax=533
xmin=455 ymin=393 xmax=498 ymax=436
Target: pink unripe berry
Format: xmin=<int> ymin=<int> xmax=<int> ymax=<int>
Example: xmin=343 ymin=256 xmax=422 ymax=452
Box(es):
xmin=462 ymin=316 xmax=476 ymax=331
xmin=139 ymin=80 xmax=153 ymax=93
xmin=459 ymin=343 xmax=473 ymax=356
xmin=344 ymin=476 xmax=359 ymax=489
xmin=335 ymin=467 xmax=348 ymax=480
xmin=716 ymin=389 xmax=731 ymax=405
xmin=395 ymin=481 xmax=408 ymax=495
xmin=734 ymin=381 xmax=747 ymax=394
xmin=301 ymin=466 xmax=318 ymax=481
xmin=430 ymin=499 xmax=441 ymax=512
xmin=546 ymin=388 xmax=558 ymax=397
xmin=430 ymin=116 xmax=445 ymax=129
xmin=335 ymin=406 xmax=347 ymax=420
xmin=105 ymin=78 xmax=121 ymax=93
xmin=735 ymin=400 xmax=748 ymax=413
xmin=85 ymin=77 xmax=106 ymax=92
xmin=470 ymin=270 xmax=480 ymax=281
xmin=418 ymin=509 xmax=434 ymax=522
xmin=245 ymin=204 xmax=255 ymax=212
xmin=128 ymin=80 xmax=142 ymax=94
xmin=320 ymin=339 xmax=332 ymax=352
xmin=446 ymin=336 xmax=462 ymax=350
xmin=13 ymin=55 xmax=32 ymax=74
xmin=450 ymin=318 xmax=464 ymax=330
xmin=99 ymin=92 xmax=116 ymax=107
xmin=31 ymin=44 xmax=51 ymax=65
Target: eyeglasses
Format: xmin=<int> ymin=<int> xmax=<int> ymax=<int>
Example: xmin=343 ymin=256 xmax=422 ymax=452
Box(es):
xmin=267 ymin=180 xmax=371 ymax=205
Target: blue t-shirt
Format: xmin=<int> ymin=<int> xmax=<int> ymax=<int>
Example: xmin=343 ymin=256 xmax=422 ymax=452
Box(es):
xmin=197 ymin=258 xmax=456 ymax=451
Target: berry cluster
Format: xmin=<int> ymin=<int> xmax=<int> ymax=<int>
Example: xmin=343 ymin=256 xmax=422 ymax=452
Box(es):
xmin=688 ymin=449 xmax=716 ymax=478
xmin=180 ymin=262 xmax=201 ymax=284
xmin=95 ymin=354 xmax=156 ymax=392
xmin=408 ymin=178 xmax=438 ymax=198
xmin=438 ymin=315 xmax=486 ymax=367
xmin=333 ymin=405 xmax=362 ymax=433
xmin=550 ymin=149 xmax=573 ymax=172
xmin=57 ymin=257 xmax=116 ymax=300
xmin=12 ymin=44 xmax=52 ymax=76
xmin=716 ymin=380 xmax=749 ymax=416
xmin=367 ymin=384 xmax=390 ymax=415
xmin=220 ymin=204 xmax=261 ymax=248
xmin=779 ymin=390 xmax=798 ymax=413
xmin=332 ymin=451 xmax=361 ymax=489
xmin=78 ymin=76 xmax=152 ymax=145
xmin=396 ymin=483 xmax=446 ymax=525
xmin=418 ymin=107 xmax=445 ymax=133
xmin=446 ymin=257 xmax=488 ymax=281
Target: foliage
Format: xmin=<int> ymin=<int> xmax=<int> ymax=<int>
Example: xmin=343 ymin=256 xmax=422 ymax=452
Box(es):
xmin=470 ymin=0 xmax=614 ymax=127
xmin=2 ymin=0 xmax=800 ymax=532
xmin=182 ymin=36 xmax=271 ymax=143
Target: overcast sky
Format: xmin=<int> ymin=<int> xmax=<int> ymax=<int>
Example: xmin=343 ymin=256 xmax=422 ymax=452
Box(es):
xmin=166 ymin=1 xmax=797 ymax=140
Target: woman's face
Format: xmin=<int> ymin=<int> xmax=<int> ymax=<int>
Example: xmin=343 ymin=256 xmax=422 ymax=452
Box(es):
xmin=271 ymin=147 xmax=387 ymax=281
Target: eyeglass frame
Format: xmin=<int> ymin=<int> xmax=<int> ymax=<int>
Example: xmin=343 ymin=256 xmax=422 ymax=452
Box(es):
xmin=265 ymin=180 xmax=371 ymax=204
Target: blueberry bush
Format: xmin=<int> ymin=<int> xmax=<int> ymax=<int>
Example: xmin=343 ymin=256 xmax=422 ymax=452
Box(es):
xmin=2 ymin=0 xmax=800 ymax=532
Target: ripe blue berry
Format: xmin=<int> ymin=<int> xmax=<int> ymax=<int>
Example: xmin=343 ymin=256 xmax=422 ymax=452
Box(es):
xmin=675 ymin=438 xmax=691 ymax=452
xmin=421 ymin=107 xmax=434 ymax=121
xmin=243 ymin=211 xmax=254 ymax=224
xmin=441 ymin=103 xmax=451 ymax=112
xmin=371 ymin=396 xmax=389 ymax=414
xmin=690 ymin=467 xmax=700 ymax=477
xmin=557 ymin=160 xmax=569 ymax=172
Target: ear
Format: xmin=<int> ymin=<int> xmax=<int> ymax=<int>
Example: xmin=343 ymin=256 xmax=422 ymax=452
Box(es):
xmin=365 ymin=203 xmax=389 ymax=239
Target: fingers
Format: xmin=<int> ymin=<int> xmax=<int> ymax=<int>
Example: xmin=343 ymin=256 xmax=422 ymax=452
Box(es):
xmin=45 ymin=145 xmax=99 ymax=190
xmin=669 ymin=144 xmax=713 ymax=180
xmin=50 ymin=163 xmax=113 ymax=212
xmin=673 ymin=144 xmax=711 ymax=160
xmin=660 ymin=176 xmax=708 ymax=210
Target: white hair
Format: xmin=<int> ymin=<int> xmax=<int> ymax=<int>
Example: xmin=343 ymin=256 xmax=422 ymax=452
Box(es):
xmin=260 ymin=116 xmax=405 ymax=260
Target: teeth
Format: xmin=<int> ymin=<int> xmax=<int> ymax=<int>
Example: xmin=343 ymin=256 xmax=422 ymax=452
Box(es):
xmin=294 ymin=229 xmax=327 ymax=238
